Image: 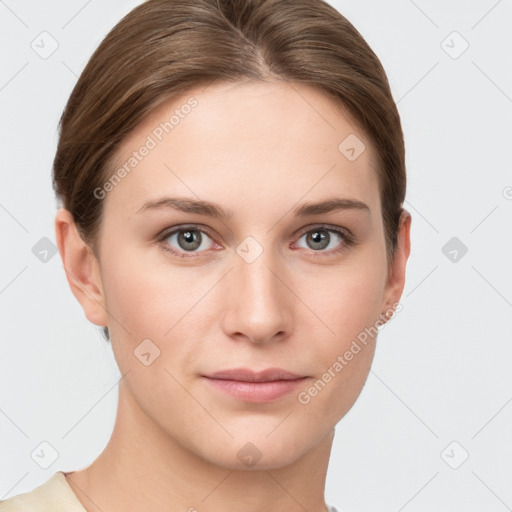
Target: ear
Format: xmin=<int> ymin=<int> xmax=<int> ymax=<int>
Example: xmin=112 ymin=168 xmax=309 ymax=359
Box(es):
xmin=379 ymin=209 xmax=412 ymax=323
xmin=55 ymin=208 xmax=108 ymax=328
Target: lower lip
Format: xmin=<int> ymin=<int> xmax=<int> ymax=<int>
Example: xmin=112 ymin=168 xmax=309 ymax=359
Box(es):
xmin=204 ymin=377 xmax=308 ymax=403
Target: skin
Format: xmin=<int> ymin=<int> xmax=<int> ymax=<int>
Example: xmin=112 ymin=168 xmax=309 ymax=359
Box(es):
xmin=55 ymin=79 xmax=411 ymax=512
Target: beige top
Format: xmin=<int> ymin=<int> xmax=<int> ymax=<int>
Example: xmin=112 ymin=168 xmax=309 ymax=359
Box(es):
xmin=0 ymin=472 xmax=86 ymax=512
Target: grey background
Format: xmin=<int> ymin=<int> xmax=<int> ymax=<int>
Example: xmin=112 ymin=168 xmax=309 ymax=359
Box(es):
xmin=1 ymin=1 xmax=511 ymax=510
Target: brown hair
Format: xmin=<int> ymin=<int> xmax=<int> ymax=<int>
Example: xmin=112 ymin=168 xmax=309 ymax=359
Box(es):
xmin=52 ymin=0 xmax=406 ymax=342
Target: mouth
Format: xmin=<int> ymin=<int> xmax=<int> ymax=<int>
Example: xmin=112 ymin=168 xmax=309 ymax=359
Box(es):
xmin=202 ymin=367 xmax=309 ymax=403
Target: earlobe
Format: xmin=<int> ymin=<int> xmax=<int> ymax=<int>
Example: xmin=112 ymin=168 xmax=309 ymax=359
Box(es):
xmin=54 ymin=208 xmax=109 ymax=328
xmin=380 ymin=209 xmax=412 ymax=322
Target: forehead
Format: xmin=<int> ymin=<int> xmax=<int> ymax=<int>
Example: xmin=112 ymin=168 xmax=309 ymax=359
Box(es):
xmin=103 ymin=80 xmax=381 ymax=218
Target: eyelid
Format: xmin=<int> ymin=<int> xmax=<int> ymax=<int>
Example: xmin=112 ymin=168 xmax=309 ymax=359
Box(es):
xmin=156 ymin=224 xmax=217 ymax=242
xmin=294 ymin=223 xmax=354 ymax=240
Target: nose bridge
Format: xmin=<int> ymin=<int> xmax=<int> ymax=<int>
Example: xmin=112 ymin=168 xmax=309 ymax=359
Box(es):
xmin=224 ymin=235 xmax=291 ymax=343
xmin=238 ymin=243 xmax=279 ymax=303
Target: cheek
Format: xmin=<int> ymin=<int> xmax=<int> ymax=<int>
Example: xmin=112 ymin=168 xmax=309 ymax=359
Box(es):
xmin=99 ymin=247 xmax=221 ymax=382
xmin=293 ymin=255 xmax=384 ymax=413
xmin=300 ymin=256 xmax=385 ymax=347
xmin=329 ymin=274 xmax=383 ymax=339
xmin=101 ymin=248 xmax=196 ymax=334
xmin=99 ymin=253 xmax=201 ymax=405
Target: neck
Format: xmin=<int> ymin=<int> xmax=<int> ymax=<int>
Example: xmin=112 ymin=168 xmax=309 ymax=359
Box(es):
xmin=65 ymin=381 xmax=335 ymax=512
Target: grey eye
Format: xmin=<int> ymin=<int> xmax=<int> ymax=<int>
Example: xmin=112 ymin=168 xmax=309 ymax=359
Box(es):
xmin=297 ymin=229 xmax=345 ymax=251
xmin=165 ymin=229 xmax=214 ymax=252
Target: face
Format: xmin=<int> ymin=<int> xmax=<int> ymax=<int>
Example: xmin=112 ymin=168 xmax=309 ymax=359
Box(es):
xmin=64 ymin=80 xmax=408 ymax=470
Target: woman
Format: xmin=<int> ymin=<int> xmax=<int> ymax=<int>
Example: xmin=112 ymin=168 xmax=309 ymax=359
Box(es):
xmin=0 ymin=0 xmax=411 ymax=510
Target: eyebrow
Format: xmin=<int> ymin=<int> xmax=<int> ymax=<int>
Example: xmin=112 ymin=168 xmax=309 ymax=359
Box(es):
xmin=135 ymin=196 xmax=370 ymax=220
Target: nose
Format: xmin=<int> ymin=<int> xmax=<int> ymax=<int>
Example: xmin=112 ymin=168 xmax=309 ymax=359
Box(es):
xmin=221 ymin=243 xmax=293 ymax=345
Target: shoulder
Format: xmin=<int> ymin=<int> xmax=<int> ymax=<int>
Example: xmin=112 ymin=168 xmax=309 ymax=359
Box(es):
xmin=0 ymin=472 xmax=86 ymax=512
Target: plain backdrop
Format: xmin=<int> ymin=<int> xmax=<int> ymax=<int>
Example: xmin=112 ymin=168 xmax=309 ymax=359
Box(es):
xmin=1 ymin=1 xmax=511 ymax=510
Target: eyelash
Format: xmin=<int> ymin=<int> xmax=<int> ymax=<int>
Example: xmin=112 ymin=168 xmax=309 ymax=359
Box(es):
xmin=156 ymin=224 xmax=356 ymax=259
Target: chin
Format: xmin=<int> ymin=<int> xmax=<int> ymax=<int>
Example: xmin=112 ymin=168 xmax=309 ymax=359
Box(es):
xmin=194 ymin=426 xmax=316 ymax=471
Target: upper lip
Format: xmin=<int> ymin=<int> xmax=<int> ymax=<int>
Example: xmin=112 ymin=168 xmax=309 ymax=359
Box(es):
xmin=204 ymin=368 xmax=306 ymax=382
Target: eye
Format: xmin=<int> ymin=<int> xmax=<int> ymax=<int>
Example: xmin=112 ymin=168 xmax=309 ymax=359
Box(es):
xmin=294 ymin=225 xmax=354 ymax=255
xmin=157 ymin=224 xmax=355 ymax=259
xmin=158 ymin=226 xmax=218 ymax=258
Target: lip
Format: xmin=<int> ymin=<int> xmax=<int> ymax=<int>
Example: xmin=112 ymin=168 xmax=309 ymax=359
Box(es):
xmin=202 ymin=368 xmax=309 ymax=403
xmin=205 ymin=367 xmax=305 ymax=382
